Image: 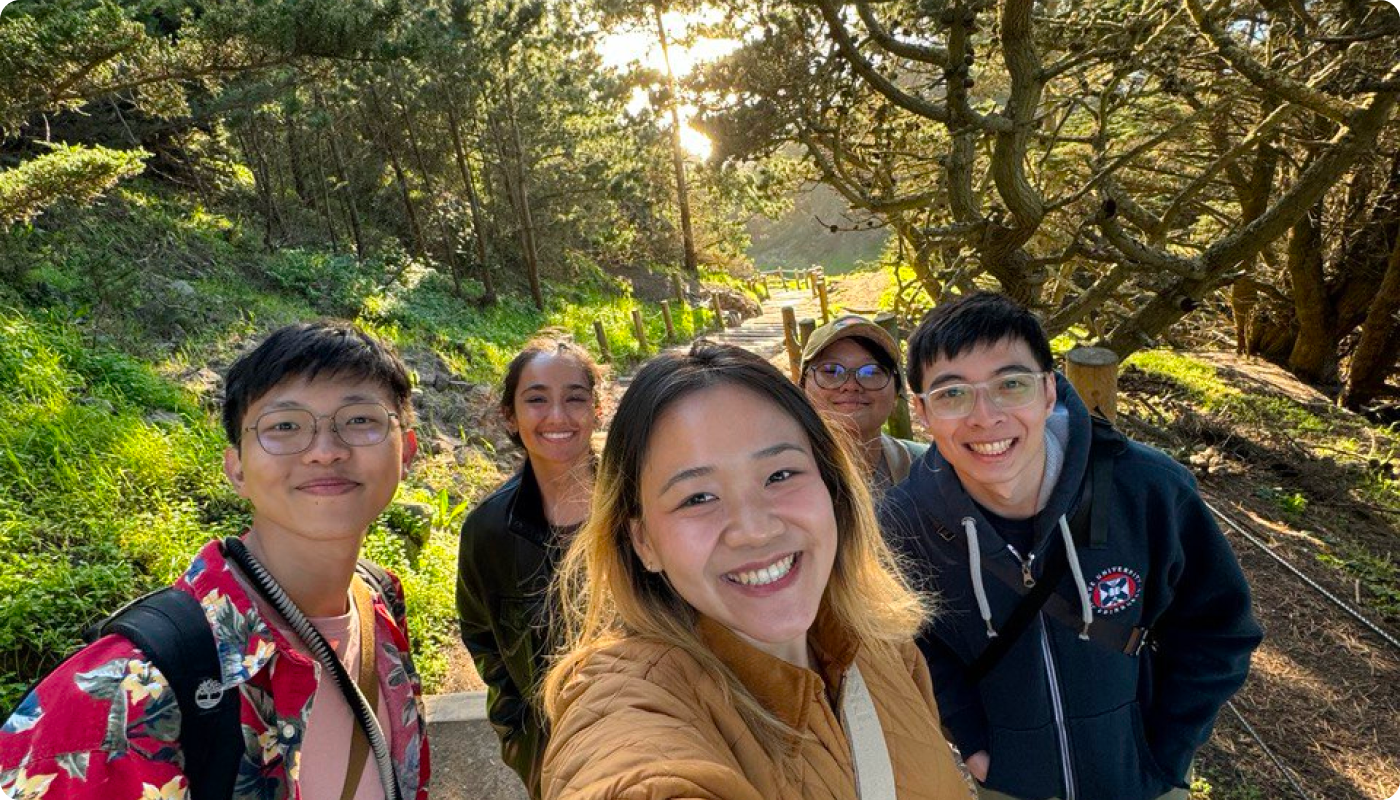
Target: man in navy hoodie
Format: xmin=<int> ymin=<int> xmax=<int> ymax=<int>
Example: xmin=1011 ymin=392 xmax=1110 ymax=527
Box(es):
xmin=881 ymin=292 xmax=1262 ymax=800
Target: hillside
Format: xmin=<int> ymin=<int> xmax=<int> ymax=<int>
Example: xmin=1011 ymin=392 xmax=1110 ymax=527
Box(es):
xmin=0 ymin=181 xmax=746 ymax=704
xmin=746 ymin=181 xmax=889 ymax=275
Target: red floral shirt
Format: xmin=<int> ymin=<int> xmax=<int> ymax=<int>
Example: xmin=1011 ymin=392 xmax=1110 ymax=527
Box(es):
xmin=0 ymin=538 xmax=431 ymax=800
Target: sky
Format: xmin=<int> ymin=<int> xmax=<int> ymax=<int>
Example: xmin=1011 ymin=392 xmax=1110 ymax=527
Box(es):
xmin=594 ymin=9 xmax=741 ymax=160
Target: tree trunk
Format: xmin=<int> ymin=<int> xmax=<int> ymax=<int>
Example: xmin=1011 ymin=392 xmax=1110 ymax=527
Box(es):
xmin=393 ymin=73 xmax=462 ymax=286
xmin=653 ymin=2 xmax=698 ymax=274
xmin=504 ymin=70 xmax=544 ymax=310
xmin=312 ymin=132 xmax=340 ymax=250
xmin=446 ymin=97 xmax=495 ymax=304
xmin=315 ymin=90 xmax=366 ymax=262
xmin=239 ymin=121 xmax=280 ymax=251
xmin=1330 ymin=151 xmax=1400 ymax=336
xmin=1342 ymin=235 xmax=1400 ymax=409
xmin=1103 ymin=85 xmax=1398 ymax=359
xmin=366 ymin=82 xmax=427 ymax=260
xmin=285 ymin=112 xmax=312 ymax=208
xmin=1285 ymin=201 xmax=1335 ymax=382
xmin=1231 ymin=142 xmax=1279 ymax=354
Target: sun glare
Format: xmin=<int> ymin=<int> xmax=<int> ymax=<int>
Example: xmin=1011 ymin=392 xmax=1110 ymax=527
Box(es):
xmin=597 ymin=8 xmax=738 ymax=161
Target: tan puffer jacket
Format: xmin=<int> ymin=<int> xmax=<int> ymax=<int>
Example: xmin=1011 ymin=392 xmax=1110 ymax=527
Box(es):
xmin=543 ymin=613 xmax=971 ymax=800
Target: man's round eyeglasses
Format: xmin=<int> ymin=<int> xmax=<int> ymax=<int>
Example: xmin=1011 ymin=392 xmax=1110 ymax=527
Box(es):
xmin=244 ymin=403 xmax=400 ymax=455
xmin=807 ymin=362 xmax=893 ymax=391
xmin=920 ymin=372 xmax=1048 ymax=419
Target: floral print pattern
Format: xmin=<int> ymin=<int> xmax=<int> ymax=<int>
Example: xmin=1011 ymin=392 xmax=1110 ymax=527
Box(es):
xmin=0 ymin=538 xmax=431 ymax=800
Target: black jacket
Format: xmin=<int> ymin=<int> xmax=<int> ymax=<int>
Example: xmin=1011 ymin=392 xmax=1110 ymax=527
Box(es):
xmin=880 ymin=375 xmax=1263 ymax=800
xmin=456 ymin=460 xmax=561 ymax=798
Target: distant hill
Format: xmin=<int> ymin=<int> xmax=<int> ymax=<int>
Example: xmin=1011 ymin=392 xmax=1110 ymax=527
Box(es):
xmin=747 ymin=181 xmax=889 ymax=275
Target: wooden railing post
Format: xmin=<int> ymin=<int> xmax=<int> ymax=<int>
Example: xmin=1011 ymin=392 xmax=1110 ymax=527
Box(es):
xmin=672 ymin=273 xmax=687 ymax=306
xmin=711 ymin=294 xmax=726 ymax=329
xmin=1065 ymin=346 xmax=1120 ymax=421
xmin=660 ymin=300 xmax=676 ymax=341
xmin=781 ymin=306 xmax=801 ymax=381
xmin=816 ymin=279 xmax=830 ymax=324
xmin=593 ymin=320 xmax=612 ymax=362
xmin=631 ymin=308 xmax=649 ymax=353
xmin=798 ymin=317 xmax=816 ymax=346
xmin=875 ymin=312 xmax=913 ymax=439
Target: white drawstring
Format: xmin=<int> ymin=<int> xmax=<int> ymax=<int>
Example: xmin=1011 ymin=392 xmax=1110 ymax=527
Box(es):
xmin=963 ymin=517 xmax=997 ymax=638
xmin=1057 ymin=515 xmax=1094 ymax=640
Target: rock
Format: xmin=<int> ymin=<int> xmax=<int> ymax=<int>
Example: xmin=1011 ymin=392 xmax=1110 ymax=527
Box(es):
xmin=78 ymin=397 xmax=116 ymax=415
xmin=167 ymin=279 xmax=197 ymax=299
xmin=145 ymin=410 xmax=184 ymax=427
xmin=709 ymin=288 xmax=761 ymax=319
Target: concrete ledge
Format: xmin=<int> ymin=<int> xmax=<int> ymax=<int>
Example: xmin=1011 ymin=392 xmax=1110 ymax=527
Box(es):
xmin=425 ymin=690 xmax=489 ymax=723
xmin=425 ymin=692 xmax=529 ymax=800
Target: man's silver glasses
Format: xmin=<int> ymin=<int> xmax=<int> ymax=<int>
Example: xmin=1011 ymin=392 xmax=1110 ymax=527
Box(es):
xmin=245 ymin=403 xmax=399 ymax=455
xmin=919 ymin=372 xmax=1047 ymax=419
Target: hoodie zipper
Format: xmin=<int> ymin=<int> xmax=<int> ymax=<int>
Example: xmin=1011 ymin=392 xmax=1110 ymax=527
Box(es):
xmin=1008 ymin=543 xmax=1075 ymax=799
xmin=1039 ymin=619 xmax=1077 ymax=800
xmin=1006 ymin=544 xmax=1037 ymax=588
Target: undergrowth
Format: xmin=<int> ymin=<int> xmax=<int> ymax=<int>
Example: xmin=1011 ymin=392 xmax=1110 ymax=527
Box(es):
xmin=1126 ymin=350 xmax=1400 ymax=621
xmin=0 ymin=182 xmax=724 ymax=706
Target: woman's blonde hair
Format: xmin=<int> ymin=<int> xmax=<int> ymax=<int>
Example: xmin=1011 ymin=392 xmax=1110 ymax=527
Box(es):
xmin=542 ymin=341 xmax=930 ymax=756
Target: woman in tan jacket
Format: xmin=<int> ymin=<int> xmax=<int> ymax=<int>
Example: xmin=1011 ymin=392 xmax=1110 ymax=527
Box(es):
xmin=541 ymin=342 xmax=970 ymax=800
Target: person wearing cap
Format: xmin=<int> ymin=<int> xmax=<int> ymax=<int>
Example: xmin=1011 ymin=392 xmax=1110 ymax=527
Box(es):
xmin=800 ymin=314 xmax=928 ymax=500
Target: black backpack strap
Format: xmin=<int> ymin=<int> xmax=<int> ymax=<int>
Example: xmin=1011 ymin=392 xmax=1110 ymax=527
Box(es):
xmin=354 ymin=559 xmax=405 ymax=624
xmin=1086 ymin=413 xmax=1123 ymax=549
xmin=91 ymin=587 xmax=242 ymax=800
xmin=966 ymin=552 xmax=1070 ymax=683
xmin=967 ymin=423 xmax=1115 ymax=683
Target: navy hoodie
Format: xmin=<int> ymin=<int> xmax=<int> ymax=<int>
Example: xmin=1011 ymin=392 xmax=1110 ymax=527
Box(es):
xmin=880 ymin=375 xmax=1262 ymax=800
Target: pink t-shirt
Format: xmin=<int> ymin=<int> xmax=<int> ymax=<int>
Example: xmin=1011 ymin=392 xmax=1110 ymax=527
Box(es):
xmin=236 ymin=575 xmax=392 ymax=800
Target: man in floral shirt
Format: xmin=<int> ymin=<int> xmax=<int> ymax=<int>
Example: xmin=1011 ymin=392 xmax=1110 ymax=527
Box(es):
xmin=1 ymin=321 xmax=431 ymax=800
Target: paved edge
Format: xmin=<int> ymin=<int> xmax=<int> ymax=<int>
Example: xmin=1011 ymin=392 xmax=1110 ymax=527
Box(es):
xmin=425 ymin=691 xmax=489 ymax=723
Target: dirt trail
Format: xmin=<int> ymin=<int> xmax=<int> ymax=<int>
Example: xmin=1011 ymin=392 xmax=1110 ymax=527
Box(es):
xmin=598 ymin=283 xmax=824 ymax=431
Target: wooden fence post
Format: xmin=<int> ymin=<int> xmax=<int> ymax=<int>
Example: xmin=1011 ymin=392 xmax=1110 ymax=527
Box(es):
xmin=631 ymin=308 xmax=649 ymax=352
xmin=808 ymin=269 xmax=819 ymax=296
xmin=672 ymin=273 xmax=687 ymax=306
xmin=1066 ymin=346 xmax=1120 ymax=421
xmin=781 ymin=306 xmax=801 ymax=381
xmin=816 ymin=279 xmax=830 ymax=324
xmin=711 ymin=295 xmax=726 ymax=329
xmin=798 ymin=317 xmax=816 ymax=346
xmin=875 ymin=312 xmax=913 ymax=439
xmin=660 ymin=300 xmax=676 ymax=340
xmin=631 ymin=309 xmax=649 ymax=352
xmin=593 ymin=320 xmax=612 ymax=362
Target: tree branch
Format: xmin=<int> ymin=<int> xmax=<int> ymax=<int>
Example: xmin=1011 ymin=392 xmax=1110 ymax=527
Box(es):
xmin=1047 ymin=99 xmax=1225 ymax=214
xmin=989 ymin=0 xmax=1046 ymax=233
xmin=854 ymin=2 xmax=947 ymax=64
xmin=1158 ymin=102 xmax=1294 ymax=233
xmin=1184 ymin=0 xmax=1356 ymax=124
xmin=809 ymin=0 xmax=1012 ymax=132
xmin=1095 ymin=201 xmax=1204 ymax=277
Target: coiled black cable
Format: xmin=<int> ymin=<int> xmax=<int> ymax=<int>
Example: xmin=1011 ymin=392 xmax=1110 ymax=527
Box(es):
xmin=223 ymin=537 xmax=402 ymax=800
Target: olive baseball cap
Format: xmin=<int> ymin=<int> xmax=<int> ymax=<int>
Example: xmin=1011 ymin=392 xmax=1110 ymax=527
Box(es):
xmin=800 ymin=315 xmax=902 ymax=387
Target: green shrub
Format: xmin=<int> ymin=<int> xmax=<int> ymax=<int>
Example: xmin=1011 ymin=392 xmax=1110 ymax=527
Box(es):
xmin=0 ymin=144 xmax=148 ymax=227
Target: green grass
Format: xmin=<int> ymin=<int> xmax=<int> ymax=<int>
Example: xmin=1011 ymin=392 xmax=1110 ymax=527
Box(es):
xmin=0 ymin=309 xmax=235 ymax=704
xmin=1126 ymin=351 xmax=1330 ymax=435
xmin=0 ymin=183 xmax=729 ymax=705
xmin=1128 ymin=349 xmax=1400 ymax=620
